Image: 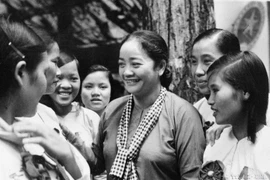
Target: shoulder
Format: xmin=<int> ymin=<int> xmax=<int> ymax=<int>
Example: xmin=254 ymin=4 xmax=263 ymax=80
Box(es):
xmin=257 ymin=126 xmax=270 ymax=141
xmin=36 ymin=103 xmax=61 ymax=130
xmin=99 ymin=96 xmax=130 ymax=128
xmin=164 ymin=91 xmax=200 ymax=115
xmin=37 ymin=103 xmax=56 ymax=115
xmin=104 ymin=95 xmax=129 ymax=113
xmin=81 ymin=106 xmax=100 ymax=120
xmin=163 ymin=91 xmax=202 ymax=128
xmin=193 ymin=97 xmax=207 ymax=109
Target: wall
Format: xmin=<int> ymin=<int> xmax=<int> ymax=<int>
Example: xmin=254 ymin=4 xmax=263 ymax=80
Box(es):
xmin=214 ymin=0 xmax=270 ymax=74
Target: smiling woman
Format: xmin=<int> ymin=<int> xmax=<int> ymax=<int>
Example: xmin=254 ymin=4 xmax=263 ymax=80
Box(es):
xmin=80 ymin=30 xmax=206 ymax=180
xmin=41 ymin=50 xmax=100 ymax=178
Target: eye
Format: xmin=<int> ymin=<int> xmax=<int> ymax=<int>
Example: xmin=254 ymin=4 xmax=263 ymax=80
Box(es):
xmin=211 ymin=87 xmax=219 ymax=93
xmin=70 ymin=76 xmax=79 ymax=82
xmin=84 ymin=84 xmax=93 ymax=89
xmin=118 ymin=61 xmax=125 ymax=68
xmin=190 ymin=58 xmax=197 ymax=65
xmin=100 ymin=85 xmax=108 ymax=89
xmin=57 ymin=75 xmax=63 ymax=80
xmin=204 ymin=59 xmax=214 ymax=65
xmin=51 ymin=57 xmax=60 ymax=66
xmin=132 ymin=62 xmax=141 ymax=68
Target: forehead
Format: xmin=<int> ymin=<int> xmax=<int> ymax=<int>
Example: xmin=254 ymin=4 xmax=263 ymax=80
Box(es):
xmin=192 ymin=37 xmax=223 ymax=58
xmin=83 ymin=71 xmax=110 ymax=83
xmin=120 ymin=38 xmax=146 ymax=56
xmin=208 ymin=70 xmax=224 ymax=85
xmin=59 ymin=60 xmax=78 ymax=74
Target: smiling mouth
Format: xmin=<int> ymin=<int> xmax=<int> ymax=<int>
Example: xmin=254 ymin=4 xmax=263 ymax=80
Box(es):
xmin=58 ymin=92 xmax=71 ymax=97
xmin=125 ymin=79 xmax=140 ymax=83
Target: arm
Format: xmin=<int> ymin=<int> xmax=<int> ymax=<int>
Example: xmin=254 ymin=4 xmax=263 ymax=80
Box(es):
xmin=206 ymin=123 xmax=231 ymax=146
xmin=59 ymin=114 xmax=106 ymax=175
xmin=175 ymin=104 xmax=206 ymax=180
xmin=12 ymin=118 xmax=90 ymax=180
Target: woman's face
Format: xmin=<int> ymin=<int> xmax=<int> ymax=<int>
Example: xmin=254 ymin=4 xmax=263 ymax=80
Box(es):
xmin=19 ymin=52 xmax=49 ymax=117
xmin=191 ymin=37 xmax=223 ymax=95
xmin=207 ymin=72 xmax=245 ymax=125
xmin=118 ymin=38 xmax=162 ymax=97
xmin=49 ymin=60 xmax=80 ymax=107
xmin=45 ymin=42 xmax=60 ymax=94
xmin=81 ymin=71 xmax=111 ymax=114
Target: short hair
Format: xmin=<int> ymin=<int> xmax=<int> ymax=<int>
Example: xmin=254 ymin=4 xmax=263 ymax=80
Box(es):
xmin=0 ymin=17 xmax=46 ymax=98
xmin=207 ymin=51 xmax=269 ymax=143
xmin=192 ymin=28 xmax=241 ymax=55
xmin=120 ymin=30 xmax=172 ymax=89
xmin=58 ymin=50 xmax=79 ymax=70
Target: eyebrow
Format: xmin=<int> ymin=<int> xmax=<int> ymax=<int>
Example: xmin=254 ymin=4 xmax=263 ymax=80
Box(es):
xmin=201 ymin=54 xmax=216 ymax=59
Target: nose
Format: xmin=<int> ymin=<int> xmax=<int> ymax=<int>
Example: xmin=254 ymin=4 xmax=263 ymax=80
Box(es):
xmin=207 ymin=93 xmax=215 ymax=106
xmin=59 ymin=79 xmax=71 ymax=89
xmin=91 ymin=87 xmax=100 ymax=96
xmin=195 ymin=63 xmax=206 ymax=77
xmin=121 ymin=65 xmax=134 ymax=77
xmin=56 ymin=67 xmax=61 ymax=76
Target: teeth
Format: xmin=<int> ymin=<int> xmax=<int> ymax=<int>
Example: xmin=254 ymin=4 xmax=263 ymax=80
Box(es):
xmin=125 ymin=79 xmax=139 ymax=83
xmin=59 ymin=92 xmax=70 ymax=96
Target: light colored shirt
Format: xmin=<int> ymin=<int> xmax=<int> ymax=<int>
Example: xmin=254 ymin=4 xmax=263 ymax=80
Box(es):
xmin=57 ymin=102 xmax=100 ymax=148
xmin=0 ymin=103 xmax=91 ymax=180
xmin=203 ymin=126 xmax=270 ymax=179
xmin=193 ymin=97 xmax=215 ymax=124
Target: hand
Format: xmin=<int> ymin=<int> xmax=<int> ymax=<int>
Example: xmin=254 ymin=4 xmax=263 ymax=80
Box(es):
xmin=59 ymin=123 xmax=85 ymax=152
xmin=206 ymin=123 xmax=230 ymax=146
xmin=0 ymin=118 xmax=23 ymax=144
xmin=12 ymin=118 xmax=73 ymax=164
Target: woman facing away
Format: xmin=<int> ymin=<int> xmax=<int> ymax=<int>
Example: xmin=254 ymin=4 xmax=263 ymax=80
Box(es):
xmin=83 ymin=30 xmax=206 ymax=180
xmin=0 ymin=18 xmax=90 ymax=180
xmin=203 ymin=51 xmax=270 ymax=179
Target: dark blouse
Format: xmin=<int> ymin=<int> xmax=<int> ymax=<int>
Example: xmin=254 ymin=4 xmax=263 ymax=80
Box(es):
xmin=91 ymin=91 xmax=206 ymax=180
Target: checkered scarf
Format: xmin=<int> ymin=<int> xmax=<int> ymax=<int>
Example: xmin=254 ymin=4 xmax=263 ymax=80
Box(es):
xmin=110 ymin=87 xmax=167 ymax=180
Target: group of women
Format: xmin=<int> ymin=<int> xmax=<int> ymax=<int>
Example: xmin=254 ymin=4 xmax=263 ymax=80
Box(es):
xmin=191 ymin=28 xmax=270 ymax=179
xmin=0 ymin=16 xmax=269 ymax=180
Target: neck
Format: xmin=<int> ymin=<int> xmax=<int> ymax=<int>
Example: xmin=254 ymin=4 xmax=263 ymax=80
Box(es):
xmin=133 ymin=85 xmax=162 ymax=109
xmin=0 ymin=97 xmax=15 ymax=125
xmin=95 ymin=108 xmax=104 ymax=117
xmin=232 ymin=113 xmax=248 ymax=140
xmin=53 ymin=102 xmax=73 ymax=117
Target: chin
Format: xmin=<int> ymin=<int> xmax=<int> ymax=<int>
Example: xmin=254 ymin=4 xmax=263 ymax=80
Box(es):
xmin=199 ymin=88 xmax=210 ymax=96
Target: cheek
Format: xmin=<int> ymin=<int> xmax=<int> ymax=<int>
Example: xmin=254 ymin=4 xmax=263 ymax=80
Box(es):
xmin=81 ymin=89 xmax=91 ymax=99
xmin=102 ymin=89 xmax=111 ymax=100
xmin=191 ymin=66 xmax=197 ymax=76
xmin=72 ymin=82 xmax=81 ymax=95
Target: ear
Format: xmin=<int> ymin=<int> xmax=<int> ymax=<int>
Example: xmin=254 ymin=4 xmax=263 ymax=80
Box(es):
xmin=157 ymin=60 xmax=166 ymax=76
xmin=14 ymin=61 xmax=27 ymax=87
xmin=243 ymin=91 xmax=250 ymax=101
